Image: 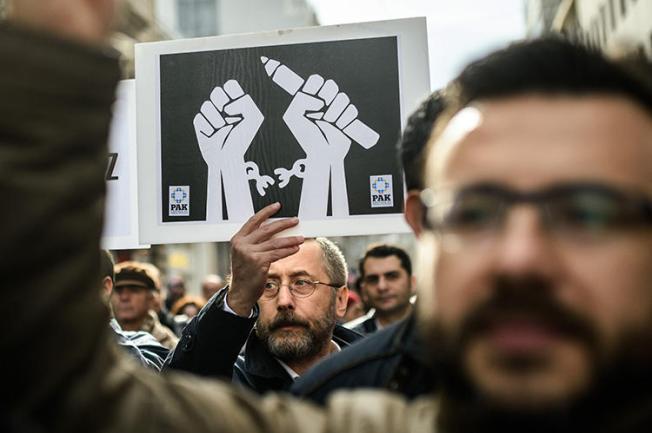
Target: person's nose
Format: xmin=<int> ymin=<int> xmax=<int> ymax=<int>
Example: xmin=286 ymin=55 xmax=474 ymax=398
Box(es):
xmin=276 ymin=284 xmax=296 ymax=310
xmin=376 ymin=276 xmax=389 ymax=292
xmin=492 ymin=206 xmax=559 ymax=278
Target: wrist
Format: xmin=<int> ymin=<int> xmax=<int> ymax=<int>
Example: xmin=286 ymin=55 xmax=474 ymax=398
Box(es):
xmin=226 ymin=286 xmax=256 ymax=317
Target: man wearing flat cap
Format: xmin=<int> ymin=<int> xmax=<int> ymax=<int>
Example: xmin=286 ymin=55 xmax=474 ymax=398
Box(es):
xmin=111 ymin=261 xmax=179 ymax=350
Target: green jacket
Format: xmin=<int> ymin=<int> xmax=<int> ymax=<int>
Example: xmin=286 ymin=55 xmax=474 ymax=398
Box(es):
xmin=0 ymin=22 xmax=438 ymax=433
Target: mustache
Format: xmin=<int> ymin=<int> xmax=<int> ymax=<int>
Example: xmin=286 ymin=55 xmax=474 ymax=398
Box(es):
xmin=457 ymin=275 xmax=599 ymax=348
xmin=268 ymin=311 xmax=310 ymax=331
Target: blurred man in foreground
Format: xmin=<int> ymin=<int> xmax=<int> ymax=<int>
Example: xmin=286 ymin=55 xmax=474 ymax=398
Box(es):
xmin=416 ymin=39 xmax=652 ymax=431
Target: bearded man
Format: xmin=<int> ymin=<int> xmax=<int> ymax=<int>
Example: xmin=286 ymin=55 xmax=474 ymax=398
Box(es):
xmin=165 ymin=204 xmax=362 ymax=392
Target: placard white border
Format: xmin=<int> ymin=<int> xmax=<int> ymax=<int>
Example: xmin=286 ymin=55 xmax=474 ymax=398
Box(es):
xmin=102 ymin=80 xmax=150 ymax=250
xmin=136 ymin=17 xmax=430 ymax=244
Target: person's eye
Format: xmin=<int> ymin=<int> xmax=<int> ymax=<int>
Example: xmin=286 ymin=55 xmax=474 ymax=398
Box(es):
xmin=363 ymin=276 xmax=379 ymax=285
xmin=444 ymin=194 xmax=500 ymax=230
xmin=264 ymin=281 xmax=278 ymax=290
xmin=553 ymin=193 xmax=621 ymax=232
xmin=385 ymin=271 xmax=401 ymax=280
xmin=293 ymin=279 xmax=310 ymax=287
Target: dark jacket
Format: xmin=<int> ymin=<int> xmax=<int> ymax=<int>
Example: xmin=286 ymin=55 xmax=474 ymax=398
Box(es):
xmin=165 ymin=287 xmax=363 ymax=393
xmin=291 ymin=313 xmax=436 ymax=404
xmin=348 ymin=315 xmax=379 ymax=335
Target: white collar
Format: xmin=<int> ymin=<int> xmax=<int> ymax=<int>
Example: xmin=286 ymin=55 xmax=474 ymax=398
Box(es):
xmin=275 ymin=339 xmax=342 ymax=380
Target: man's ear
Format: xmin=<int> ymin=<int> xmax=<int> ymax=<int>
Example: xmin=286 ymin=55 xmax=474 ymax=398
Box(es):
xmin=404 ymin=190 xmax=424 ymax=237
xmin=410 ymin=274 xmax=417 ymax=295
xmin=102 ymin=276 xmax=113 ymax=299
xmin=146 ymin=291 xmax=156 ymax=309
xmin=334 ymin=286 xmax=349 ymax=319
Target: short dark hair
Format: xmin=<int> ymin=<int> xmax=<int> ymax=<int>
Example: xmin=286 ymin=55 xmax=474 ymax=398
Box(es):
xmin=398 ymin=90 xmax=446 ymax=191
xmin=359 ymin=244 xmax=412 ymax=278
xmin=100 ymin=250 xmax=115 ymax=282
xmin=441 ymin=37 xmax=652 ymax=123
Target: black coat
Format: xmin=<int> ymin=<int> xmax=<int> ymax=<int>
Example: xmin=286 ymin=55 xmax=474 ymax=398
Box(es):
xmin=291 ymin=313 xmax=436 ymax=404
xmin=164 ymin=288 xmax=363 ymax=393
xmin=349 ymin=315 xmax=378 ymax=335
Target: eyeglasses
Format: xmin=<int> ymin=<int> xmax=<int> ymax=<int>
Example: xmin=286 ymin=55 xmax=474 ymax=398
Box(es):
xmin=262 ymin=278 xmax=342 ymax=299
xmin=420 ymin=182 xmax=652 ymax=243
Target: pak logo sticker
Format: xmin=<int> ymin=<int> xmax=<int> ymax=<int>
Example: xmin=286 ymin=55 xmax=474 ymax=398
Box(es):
xmin=169 ymin=186 xmax=190 ymax=216
xmin=370 ymin=175 xmax=393 ymax=208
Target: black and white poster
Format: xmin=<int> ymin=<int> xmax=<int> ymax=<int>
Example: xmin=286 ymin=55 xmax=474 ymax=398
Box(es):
xmin=137 ymin=18 xmax=430 ymax=244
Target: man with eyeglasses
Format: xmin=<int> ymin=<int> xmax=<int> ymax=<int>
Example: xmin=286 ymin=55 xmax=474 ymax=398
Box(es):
xmin=412 ymin=40 xmax=652 ymax=431
xmin=165 ymin=204 xmax=362 ymax=393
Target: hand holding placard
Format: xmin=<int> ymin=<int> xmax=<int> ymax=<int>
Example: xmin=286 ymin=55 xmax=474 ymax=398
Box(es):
xmin=227 ymin=203 xmax=303 ymax=316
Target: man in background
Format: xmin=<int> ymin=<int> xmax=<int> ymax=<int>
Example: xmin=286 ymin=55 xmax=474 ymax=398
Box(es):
xmin=348 ymin=244 xmax=416 ymax=335
xmin=201 ymin=273 xmax=224 ymax=301
xmin=101 ymin=250 xmax=169 ymax=370
xmin=111 ymin=261 xmax=179 ymax=350
xmin=165 ymin=274 xmax=187 ymax=312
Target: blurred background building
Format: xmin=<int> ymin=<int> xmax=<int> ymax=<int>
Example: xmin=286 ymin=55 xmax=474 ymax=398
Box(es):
xmin=526 ymin=0 xmax=651 ymax=58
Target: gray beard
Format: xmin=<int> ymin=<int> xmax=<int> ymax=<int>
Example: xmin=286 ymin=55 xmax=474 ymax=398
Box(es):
xmin=266 ymin=327 xmax=324 ymax=362
xmin=256 ymin=307 xmax=336 ymax=363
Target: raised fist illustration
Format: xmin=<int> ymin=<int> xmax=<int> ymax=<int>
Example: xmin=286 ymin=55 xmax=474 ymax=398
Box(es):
xmin=283 ymin=74 xmax=355 ymax=161
xmin=281 ymin=75 xmax=378 ymax=218
xmin=194 ymin=79 xmax=264 ymax=166
xmin=193 ymin=80 xmax=267 ymax=222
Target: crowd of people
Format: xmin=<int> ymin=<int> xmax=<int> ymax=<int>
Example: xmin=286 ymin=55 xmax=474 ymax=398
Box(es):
xmin=3 ymin=1 xmax=652 ymax=432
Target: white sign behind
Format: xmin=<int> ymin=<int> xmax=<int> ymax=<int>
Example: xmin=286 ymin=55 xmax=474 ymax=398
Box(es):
xmin=102 ymin=80 xmax=149 ymax=250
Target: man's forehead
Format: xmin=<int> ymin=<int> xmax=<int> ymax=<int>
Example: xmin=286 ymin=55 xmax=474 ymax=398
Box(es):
xmin=268 ymin=240 xmax=327 ymax=277
xmin=426 ymin=95 xmax=652 ymax=191
xmin=364 ymin=255 xmax=403 ymax=274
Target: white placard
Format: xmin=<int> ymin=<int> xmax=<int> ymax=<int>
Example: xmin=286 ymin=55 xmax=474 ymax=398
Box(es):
xmin=102 ymin=80 xmax=149 ymax=250
xmin=136 ymin=18 xmax=430 ymax=244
